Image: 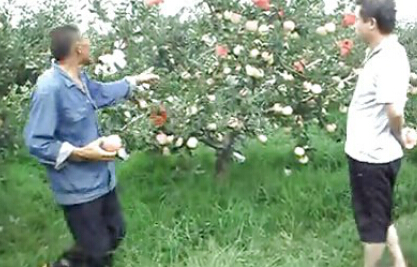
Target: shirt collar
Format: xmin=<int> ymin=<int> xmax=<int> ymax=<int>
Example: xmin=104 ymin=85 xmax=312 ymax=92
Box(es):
xmin=52 ymin=60 xmax=86 ymax=89
xmin=365 ymin=34 xmax=398 ymax=62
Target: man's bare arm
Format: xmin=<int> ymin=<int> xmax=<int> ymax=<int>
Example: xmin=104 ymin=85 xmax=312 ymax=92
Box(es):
xmin=386 ymin=104 xmax=405 ymax=148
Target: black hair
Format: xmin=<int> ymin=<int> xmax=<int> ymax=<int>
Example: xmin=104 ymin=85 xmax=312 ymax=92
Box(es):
xmin=49 ymin=25 xmax=80 ymax=61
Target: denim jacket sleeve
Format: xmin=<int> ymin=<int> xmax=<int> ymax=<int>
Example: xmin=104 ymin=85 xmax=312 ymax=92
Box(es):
xmin=84 ymin=73 xmax=134 ymax=108
xmin=24 ymin=84 xmax=63 ymax=167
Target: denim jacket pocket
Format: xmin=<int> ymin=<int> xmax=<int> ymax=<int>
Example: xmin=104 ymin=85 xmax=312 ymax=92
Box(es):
xmin=66 ymin=106 xmax=88 ymax=122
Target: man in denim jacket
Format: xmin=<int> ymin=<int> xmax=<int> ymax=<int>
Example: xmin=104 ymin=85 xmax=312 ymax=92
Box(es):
xmin=24 ymin=25 xmax=159 ymax=267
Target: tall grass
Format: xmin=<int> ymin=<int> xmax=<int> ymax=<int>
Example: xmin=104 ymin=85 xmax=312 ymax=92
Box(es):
xmin=1 ymin=130 xmax=417 ymax=267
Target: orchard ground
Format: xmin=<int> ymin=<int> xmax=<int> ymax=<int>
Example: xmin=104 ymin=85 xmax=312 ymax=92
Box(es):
xmin=1 ymin=127 xmax=417 ymax=267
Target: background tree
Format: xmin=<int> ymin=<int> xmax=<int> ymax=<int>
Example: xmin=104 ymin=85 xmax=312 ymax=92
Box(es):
xmin=1 ymin=0 xmax=416 ymax=173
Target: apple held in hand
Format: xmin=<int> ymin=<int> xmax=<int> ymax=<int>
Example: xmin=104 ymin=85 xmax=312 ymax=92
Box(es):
xmin=101 ymin=135 xmax=123 ymax=152
xmin=402 ymin=127 xmax=417 ymax=150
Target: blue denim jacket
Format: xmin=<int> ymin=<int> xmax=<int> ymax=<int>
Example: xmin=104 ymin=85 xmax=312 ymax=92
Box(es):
xmin=24 ymin=63 xmax=131 ymax=205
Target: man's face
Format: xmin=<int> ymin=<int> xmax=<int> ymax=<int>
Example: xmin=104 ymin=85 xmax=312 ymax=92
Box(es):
xmin=75 ymin=36 xmax=92 ymax=65
xmin=355 ymin=6 xmax=376 ymax=43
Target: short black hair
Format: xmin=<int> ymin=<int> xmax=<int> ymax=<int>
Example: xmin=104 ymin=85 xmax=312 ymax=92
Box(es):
xmin=49 ymin=25 xmax=80 ymax=61
xmin=356 ymin=0 xmax=396 ymax=34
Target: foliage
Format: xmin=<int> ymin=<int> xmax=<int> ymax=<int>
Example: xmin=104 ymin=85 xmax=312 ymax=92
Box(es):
xmin=0 ymin=0 xmax=74 ymax=155
xmin=0 ymin=84 xmax=32 ymax=158
xmin=399 ymin=25 xmax=417 ymax=126
xmin=0 ymin=0 xmax=75 ymax=96
xmin=88 ymin=0 xmax=363 ymax=167
xmin=0 ymin=0 xmax=416 ymax=167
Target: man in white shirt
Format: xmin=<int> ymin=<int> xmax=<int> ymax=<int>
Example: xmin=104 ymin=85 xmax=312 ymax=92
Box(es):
xmin=345 ymin=1 xmax=411 ymax=267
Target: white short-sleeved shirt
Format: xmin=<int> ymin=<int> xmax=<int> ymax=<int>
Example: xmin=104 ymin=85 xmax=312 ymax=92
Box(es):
xmin=345 ymin=35 xmax=411 ymax=164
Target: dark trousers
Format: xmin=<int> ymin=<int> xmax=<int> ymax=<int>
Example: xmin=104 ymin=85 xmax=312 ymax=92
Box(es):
xmin=347 ymin=155 xmax=401 ymax=243
xmin=54 ymin=189 xmax=126 ymax=267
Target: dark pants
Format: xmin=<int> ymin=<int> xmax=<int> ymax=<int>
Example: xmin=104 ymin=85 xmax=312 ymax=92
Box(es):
xmin=54 ymin=189 xmax=126 ymax=267
xmin=347 ymin=155 xmax=401 ymax=243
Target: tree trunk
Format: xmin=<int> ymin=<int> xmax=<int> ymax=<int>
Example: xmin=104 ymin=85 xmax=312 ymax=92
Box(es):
xmin=215 ymin=132 xmax=236 ymax=179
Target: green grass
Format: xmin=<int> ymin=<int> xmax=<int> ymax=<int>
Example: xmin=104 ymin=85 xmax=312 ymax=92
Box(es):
xmin=1 ymin=130 xmax=417 ymax=267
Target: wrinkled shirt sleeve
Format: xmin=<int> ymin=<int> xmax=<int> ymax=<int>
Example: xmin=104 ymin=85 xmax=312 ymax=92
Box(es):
xmin=24 ymin=86 xmax=64 ymax=168
xmin=55 ymin=142 xmax=76 ymax=170
xmin=84 ymin=73 xmax=134 ymax=108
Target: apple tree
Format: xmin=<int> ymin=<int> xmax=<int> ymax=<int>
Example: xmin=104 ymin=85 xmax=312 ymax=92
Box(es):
xmin=86 ymin=0 xmax=364 ymax=175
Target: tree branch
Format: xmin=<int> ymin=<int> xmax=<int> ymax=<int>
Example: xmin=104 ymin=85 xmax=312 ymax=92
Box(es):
xmin=277 ymin=55 xmax=307 ymax=79
xmin=199 ymin=137 xmax=223 ymax=150
xmin=119 ymin=114 xmax=145 ymax=132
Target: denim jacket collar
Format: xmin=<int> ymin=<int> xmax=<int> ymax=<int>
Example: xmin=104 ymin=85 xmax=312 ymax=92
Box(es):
xmin=51 ymin=60 xmax=87 ymax=90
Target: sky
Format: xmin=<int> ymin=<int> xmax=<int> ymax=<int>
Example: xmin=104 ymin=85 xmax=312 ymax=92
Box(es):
xmin=1 ymin=0 xmax=417 ymax=31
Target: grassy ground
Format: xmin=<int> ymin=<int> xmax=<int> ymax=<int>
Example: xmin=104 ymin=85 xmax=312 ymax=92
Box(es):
xmin=1 ymin=130 xmax=417 ymax=267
